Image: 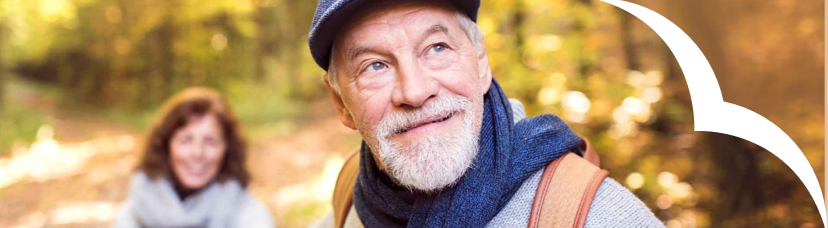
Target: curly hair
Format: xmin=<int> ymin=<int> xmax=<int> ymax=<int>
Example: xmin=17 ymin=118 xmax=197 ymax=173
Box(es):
xmin=136 ymin=87 xmax=250 ymax=187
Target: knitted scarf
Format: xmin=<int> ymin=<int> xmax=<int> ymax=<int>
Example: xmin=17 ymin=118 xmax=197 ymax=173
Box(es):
xmin=353 ymin=79 xmax=583 ymax=227
xmin=126 ymin=172 xmax=245 ymax=228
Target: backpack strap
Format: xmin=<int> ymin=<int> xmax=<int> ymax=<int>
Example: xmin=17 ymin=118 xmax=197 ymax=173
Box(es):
xmin=333 ymin=150 xmax=360 ymax=228
xmin=527 ymin=152 xmax=609 ymax=228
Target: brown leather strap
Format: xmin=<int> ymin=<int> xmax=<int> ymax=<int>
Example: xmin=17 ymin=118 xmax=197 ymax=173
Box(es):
xmin=527 ymin=153 xmax=610 ymax=228
xmin=333 ymin=150 xmax=360 ymax=228
xmin=580 ymin=137 xmax=600 ymax=167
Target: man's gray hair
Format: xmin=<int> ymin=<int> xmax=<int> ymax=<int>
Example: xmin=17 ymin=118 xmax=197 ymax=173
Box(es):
xmin=327 ymin=10 xmax=485 ymax=94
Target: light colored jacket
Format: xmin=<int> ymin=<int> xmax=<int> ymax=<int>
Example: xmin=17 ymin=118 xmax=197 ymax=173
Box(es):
xmin=114 ymin=172 xmax=275 ymax=228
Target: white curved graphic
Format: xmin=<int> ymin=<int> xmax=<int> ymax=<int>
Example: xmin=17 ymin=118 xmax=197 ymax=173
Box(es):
xmin=600 ymin=0 xmax=827 ymax=225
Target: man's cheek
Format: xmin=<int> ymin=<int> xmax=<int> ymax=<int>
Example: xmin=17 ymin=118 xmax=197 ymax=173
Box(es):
xmin=424 ymin=52 xmax=459 ymax=70
xmin=438 ymin=71 xmax=477 ymax=97
xmin=352 ymin=103 xmax=381 ymax=130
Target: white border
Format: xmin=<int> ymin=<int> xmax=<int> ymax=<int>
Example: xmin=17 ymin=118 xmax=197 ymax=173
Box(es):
xmin=601 ymin=0 xmax=828 ymax=225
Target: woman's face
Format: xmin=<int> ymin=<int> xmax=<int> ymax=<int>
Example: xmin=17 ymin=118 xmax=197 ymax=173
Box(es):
xmin=169 ymin=114 xmax=226 ymax=191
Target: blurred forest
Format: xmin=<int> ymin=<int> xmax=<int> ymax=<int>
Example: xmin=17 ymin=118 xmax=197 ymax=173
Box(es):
xmin=0 ymin=0 xmax=823 ymax=227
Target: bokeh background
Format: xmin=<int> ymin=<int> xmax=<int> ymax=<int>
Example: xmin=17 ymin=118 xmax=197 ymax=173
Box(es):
xmin=0 ymin=0 xmax=823 ymax=227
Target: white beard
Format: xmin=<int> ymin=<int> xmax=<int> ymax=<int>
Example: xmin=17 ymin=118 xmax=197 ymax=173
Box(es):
xmin=372 ymin=94 xmax=480 ymax=192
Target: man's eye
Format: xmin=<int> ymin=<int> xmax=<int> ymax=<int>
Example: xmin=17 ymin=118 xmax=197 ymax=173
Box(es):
xmin=428 ymin=43 xmax=447 ymax=54
xmin=365 ymin=62 xmax=387 ymax=72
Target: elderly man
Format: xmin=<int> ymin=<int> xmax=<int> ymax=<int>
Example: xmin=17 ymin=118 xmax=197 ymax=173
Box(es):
xmin=308 ymin=0 xmax=664 ymax=227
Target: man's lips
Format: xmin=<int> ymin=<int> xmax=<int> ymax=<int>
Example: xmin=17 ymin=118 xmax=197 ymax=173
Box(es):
xmin=393 ymin=111 xmax=458 ymax=136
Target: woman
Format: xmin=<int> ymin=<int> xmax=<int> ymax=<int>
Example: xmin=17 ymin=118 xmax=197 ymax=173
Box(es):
xmin=115 ymin=87 xmax=275 ymax=228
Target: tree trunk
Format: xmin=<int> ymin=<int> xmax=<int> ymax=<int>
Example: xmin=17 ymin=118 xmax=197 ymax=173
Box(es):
xmin=253 ymin=5 xmax=277 ymax=82
xmin=512 ymin=0 xmax=526 ymax=62
xmin=0 ymin=22 xmax=4 ymax=112
xmin=619 ymin=9 xmax=639 ymax=71
xmin=158 ymin=14 xmax=176 ymax=99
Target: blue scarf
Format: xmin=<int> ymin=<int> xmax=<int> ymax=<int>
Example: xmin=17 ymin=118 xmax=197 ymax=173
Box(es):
xmin=353 ymin=79 xmax=583 ymax=227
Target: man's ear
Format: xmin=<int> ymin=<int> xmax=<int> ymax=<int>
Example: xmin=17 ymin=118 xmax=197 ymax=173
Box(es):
xmin=325 ymin=76 xmax=357 ymax=130
xmin=476 ymin=37 xmax=493 ymax=94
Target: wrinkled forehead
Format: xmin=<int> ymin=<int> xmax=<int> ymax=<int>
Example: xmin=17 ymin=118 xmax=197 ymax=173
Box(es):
xmin=332 ymin=1 xmax=460 ymax=54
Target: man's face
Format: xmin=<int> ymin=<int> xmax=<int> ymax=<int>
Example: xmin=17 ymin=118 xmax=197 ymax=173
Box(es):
xmin=328 ymin=2 xmax=492 ymax=192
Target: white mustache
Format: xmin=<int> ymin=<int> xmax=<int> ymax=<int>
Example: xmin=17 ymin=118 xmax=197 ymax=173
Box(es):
xmin=377 ymin=95 xmax=473 ymax=138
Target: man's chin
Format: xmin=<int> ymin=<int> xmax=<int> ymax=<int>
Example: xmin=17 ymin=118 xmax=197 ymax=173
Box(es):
xmin=379 ymin=143 xmax=478 ymax=193
xmin=392 ymin=164 xmax=469 ymax=193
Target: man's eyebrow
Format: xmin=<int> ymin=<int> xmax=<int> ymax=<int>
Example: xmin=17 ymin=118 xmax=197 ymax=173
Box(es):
xmin=423 ymin=24 xmax=449 ymax=39
xmin=346 ymin=46 xmax=371 ymax=62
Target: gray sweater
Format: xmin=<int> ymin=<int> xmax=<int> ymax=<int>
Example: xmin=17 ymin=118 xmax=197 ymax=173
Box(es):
xmin=487 ymin=169 xmax=664 ymax=227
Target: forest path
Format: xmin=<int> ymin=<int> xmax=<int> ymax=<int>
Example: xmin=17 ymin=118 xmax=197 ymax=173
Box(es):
xmin=0 ymin=82 xmax=358 ymax=228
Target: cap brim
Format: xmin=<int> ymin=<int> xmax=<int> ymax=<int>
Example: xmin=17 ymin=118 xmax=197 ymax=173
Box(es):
xmin=309 ymin=0 xmax=480 ymax=70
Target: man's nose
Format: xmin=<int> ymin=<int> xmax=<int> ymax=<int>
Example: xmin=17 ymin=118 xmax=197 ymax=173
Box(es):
xmin=391 ymin=61 xmax=438 ymax=108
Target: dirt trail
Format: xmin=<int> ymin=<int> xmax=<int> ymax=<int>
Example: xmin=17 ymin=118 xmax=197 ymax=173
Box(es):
xmin=0 ymin=84 xmax=360 ymax=228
